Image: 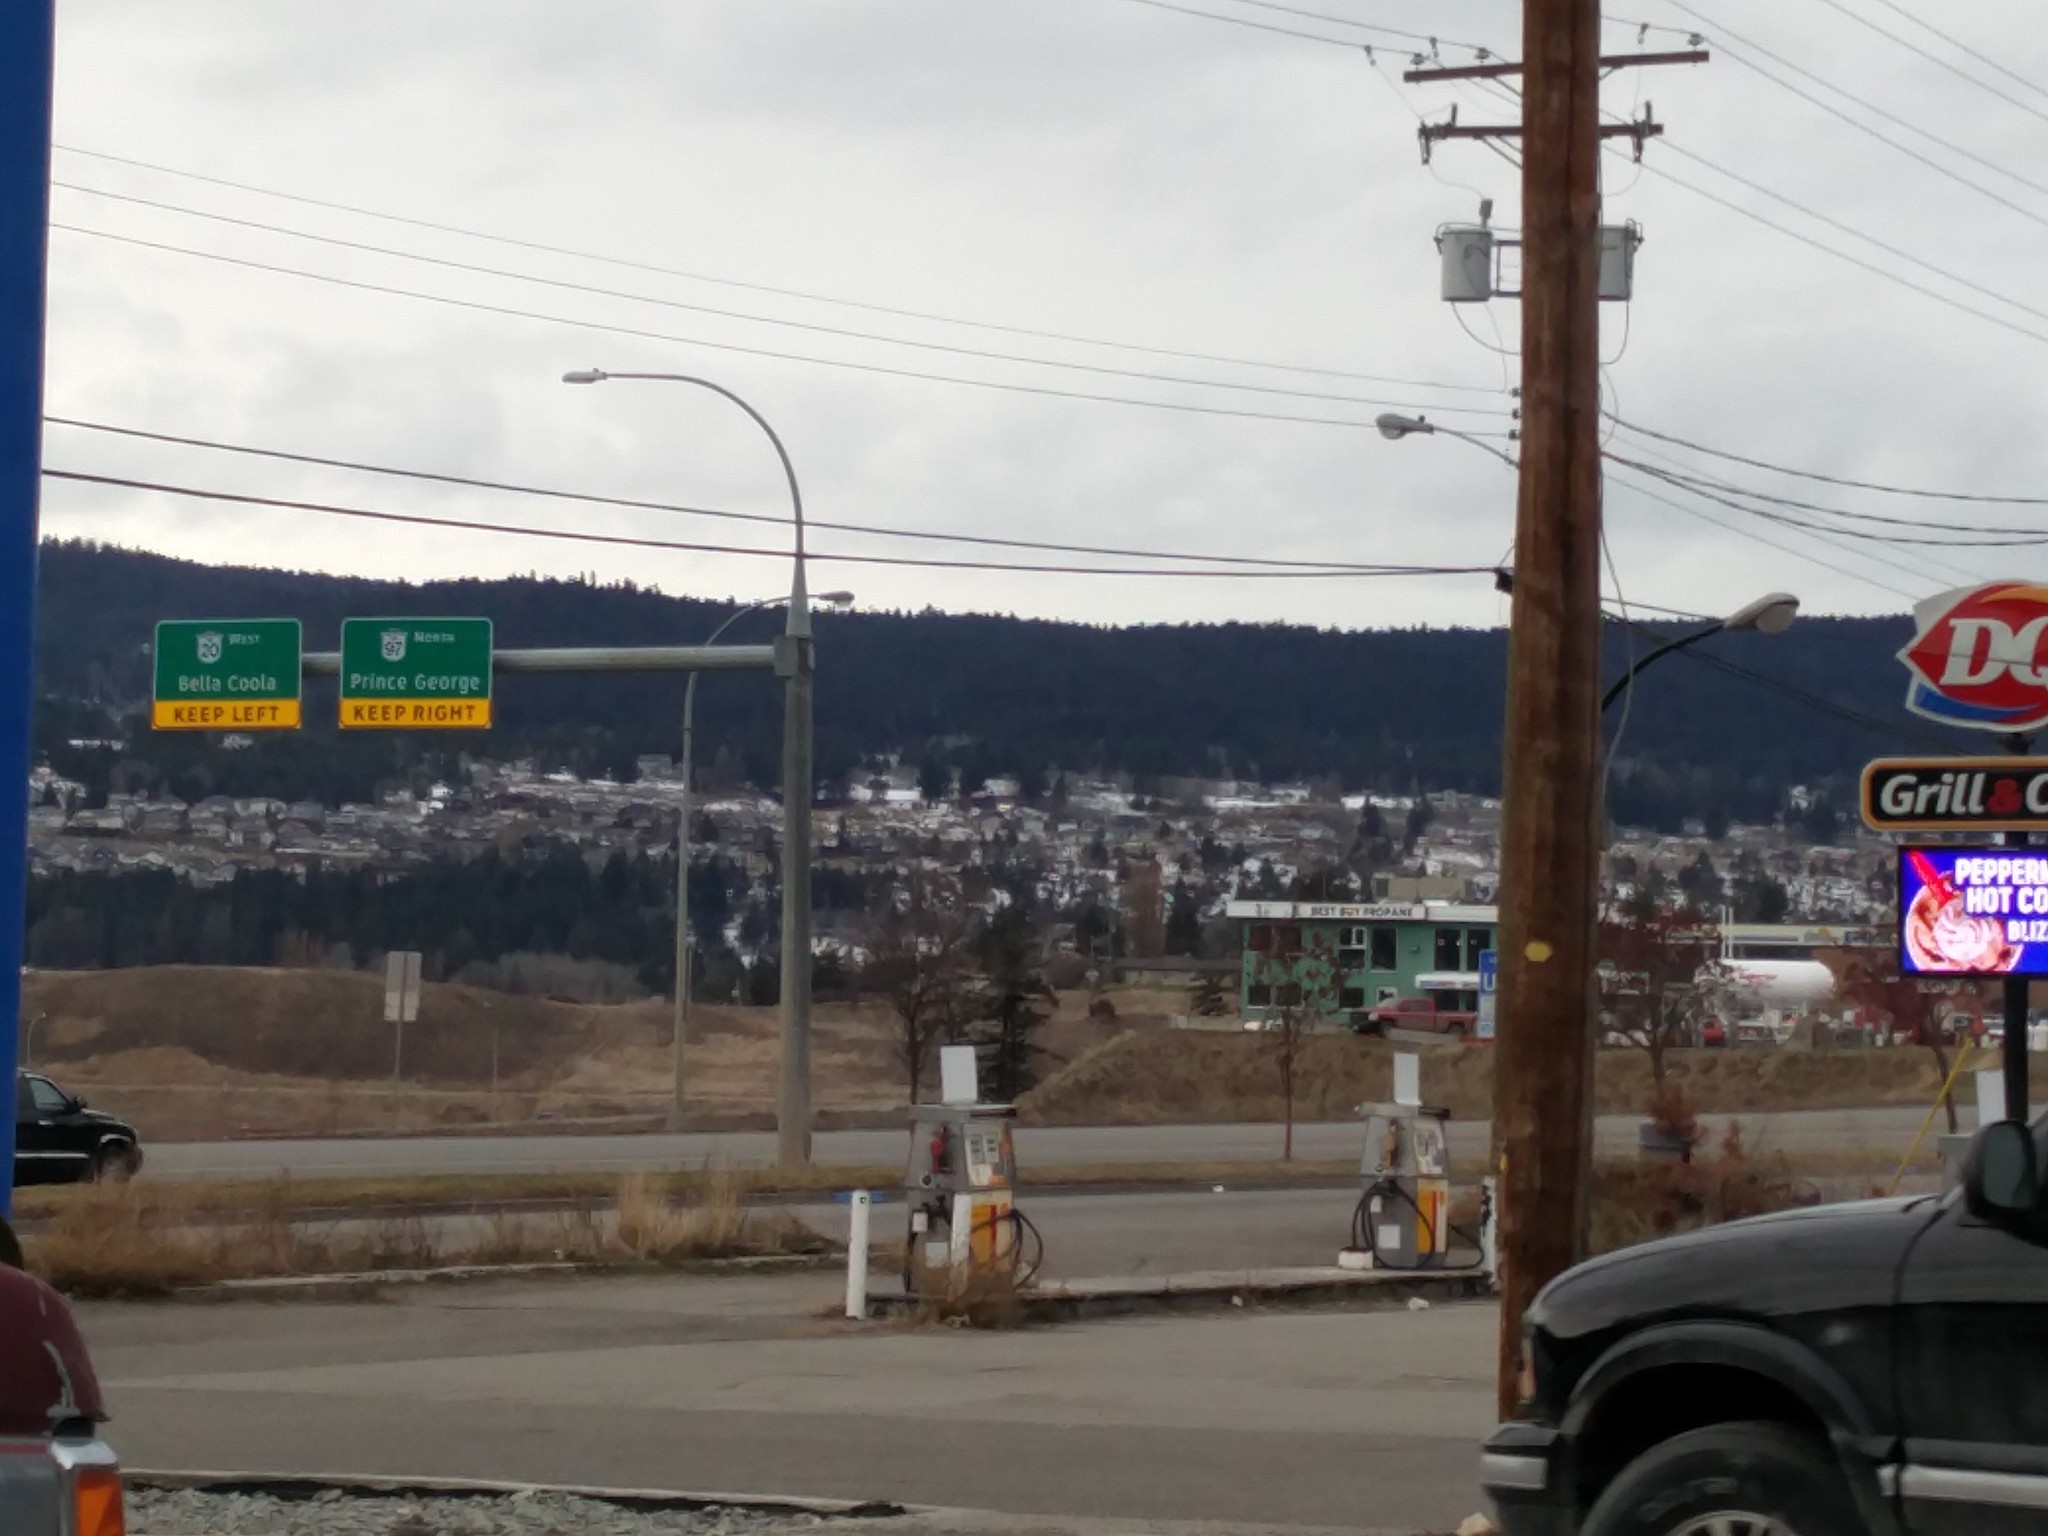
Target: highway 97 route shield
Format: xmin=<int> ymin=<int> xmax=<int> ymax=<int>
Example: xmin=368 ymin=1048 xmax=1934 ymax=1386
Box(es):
xmin=339 ymin=617 xmax=493 ymax=729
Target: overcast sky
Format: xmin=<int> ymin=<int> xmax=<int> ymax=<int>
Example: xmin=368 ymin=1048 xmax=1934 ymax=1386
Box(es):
xmin=35 ymin=0 xmax=2048 ymax=632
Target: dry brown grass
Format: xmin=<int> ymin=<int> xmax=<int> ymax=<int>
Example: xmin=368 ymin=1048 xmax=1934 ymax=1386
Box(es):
xmin=10 ymin=1159 xmax=1366 ymax=1228
xmin=614 ymin=1169 xmax=828 ymax=1263
xmin=19 ymin=1169 xmax=831 ymax=1298
xmin=906 ymin=1260 xmax=1030 ymax=1330
xmin=1589 ymin=1123 xmax=1820 ymax=1256
xmin=1019 ymin=1028 xmax=2048 ymax=1127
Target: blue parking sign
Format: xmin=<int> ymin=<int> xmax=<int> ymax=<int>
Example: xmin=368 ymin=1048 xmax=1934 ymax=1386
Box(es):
xmin=1476 ymin=949 xmax=1497 ymax=1041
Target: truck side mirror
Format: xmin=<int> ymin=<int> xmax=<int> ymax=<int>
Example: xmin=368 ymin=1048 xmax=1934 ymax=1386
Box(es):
xmin=1965 ymin=1120 xmax=2040 ymax=1223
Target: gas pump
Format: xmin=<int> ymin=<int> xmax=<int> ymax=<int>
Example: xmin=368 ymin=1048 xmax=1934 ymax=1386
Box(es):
xmin=1347 ymin=1099 xmax=1453 ymax=1269
xmin=902 ymin=1047 xmax=1043 ymax=1295
xmin=1342 ymin=1051 xmax=1474 ymax=1271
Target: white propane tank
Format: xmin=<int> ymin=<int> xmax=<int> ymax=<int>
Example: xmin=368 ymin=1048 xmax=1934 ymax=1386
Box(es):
xmin=1718 ymin=960 xmax=1836 ymax=1010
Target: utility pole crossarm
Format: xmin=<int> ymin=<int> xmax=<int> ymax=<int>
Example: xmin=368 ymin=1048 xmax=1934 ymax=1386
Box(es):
xmin=1404 ymin=48 xmax=1705 ymax=82
xmin=1419 ymin=121 xmax=1663 ymax=143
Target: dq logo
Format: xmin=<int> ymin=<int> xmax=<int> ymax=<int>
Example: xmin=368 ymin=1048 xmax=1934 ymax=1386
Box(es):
xmin=1900 ymin=582 xmax=2048 ymax=731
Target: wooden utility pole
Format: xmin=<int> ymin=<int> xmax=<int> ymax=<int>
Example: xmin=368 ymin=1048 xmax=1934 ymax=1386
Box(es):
xmin=1491 ymin=0 xmax=1606 ymax=1420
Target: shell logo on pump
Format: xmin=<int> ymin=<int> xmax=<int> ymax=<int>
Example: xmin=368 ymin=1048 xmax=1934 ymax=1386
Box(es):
xmin=1899 ymin=582 xmax=2048 ymax=731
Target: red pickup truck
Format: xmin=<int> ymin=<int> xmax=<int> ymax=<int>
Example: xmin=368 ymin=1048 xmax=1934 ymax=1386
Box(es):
xmin=1364 ymin=995 xmax=1476 ymax=1038
xmin=0 ymin=1224 xmax=125 ymax=1536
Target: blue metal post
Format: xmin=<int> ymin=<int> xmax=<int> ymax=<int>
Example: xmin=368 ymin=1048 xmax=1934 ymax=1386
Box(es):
xmin=0 ymin=2 xmax=58 ymax=1217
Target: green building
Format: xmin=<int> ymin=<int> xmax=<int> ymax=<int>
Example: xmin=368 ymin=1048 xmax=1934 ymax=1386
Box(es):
xmin=1228 ymin=899 xmax=1497 ymax=1024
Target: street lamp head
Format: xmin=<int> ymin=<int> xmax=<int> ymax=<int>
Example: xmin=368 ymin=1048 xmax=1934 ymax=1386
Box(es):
xmin=1723 ymin=592 xmax=1799 ymax=635
xmin=817 ymin=590 xmax=856 ymax=607
xmin=1375 ymin=412 xmax=1434 ymax=440
xmin=561 ymin=369 xmax=608 ymax=385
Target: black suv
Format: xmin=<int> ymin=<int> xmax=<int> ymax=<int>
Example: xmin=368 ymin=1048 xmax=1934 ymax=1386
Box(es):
xmin=1483 ymin=1119 xmax=2048 ymax=1536
xmin=12 ymin=1072 xmax=142 ymax=1187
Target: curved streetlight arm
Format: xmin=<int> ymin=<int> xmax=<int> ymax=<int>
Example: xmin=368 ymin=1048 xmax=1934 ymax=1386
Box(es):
xmin=1600 ymin=620 xmax=1723 ymax=712
xmin=565 ymin=369 xmax=810 ymax=635
xmin=1436 ymin=426 xmax=1519 ymax=471
xmin=1374 ymin=411 xmax=1519 ymax=471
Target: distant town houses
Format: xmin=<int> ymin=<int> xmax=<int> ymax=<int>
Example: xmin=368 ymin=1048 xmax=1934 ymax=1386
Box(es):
xmin=23 ymin=754 xmax=1897 ymax=933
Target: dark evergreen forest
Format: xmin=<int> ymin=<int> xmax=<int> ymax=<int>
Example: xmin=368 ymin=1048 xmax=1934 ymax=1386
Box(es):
xmin=34 ymin=540 xmax=1954 ymax=830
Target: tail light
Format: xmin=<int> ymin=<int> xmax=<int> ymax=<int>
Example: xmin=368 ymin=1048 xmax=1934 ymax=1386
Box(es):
xmin=50 ymin=1437 xmax=125 ymax=1536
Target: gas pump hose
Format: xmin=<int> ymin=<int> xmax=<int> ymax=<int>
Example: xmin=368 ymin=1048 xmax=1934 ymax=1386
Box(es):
xmin=1350 ymin=1179 xmax=1491 ymax=1273
xmin=1008 ymin=1208 xmax=1046 ymax=1287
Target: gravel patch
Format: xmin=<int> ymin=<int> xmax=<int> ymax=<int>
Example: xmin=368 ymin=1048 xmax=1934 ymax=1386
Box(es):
xmin=128 ymin=1486 xmax=836 ymax=1536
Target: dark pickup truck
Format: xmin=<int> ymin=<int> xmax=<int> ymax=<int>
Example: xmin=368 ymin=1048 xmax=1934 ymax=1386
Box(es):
xmin=13 ymin=1071 xmax=142 ymax=1187
xmin=1482 ymin=1118 xmax=2048 ymax=1535
xmin=0 ymin=1224 xmax=126 ymax=1535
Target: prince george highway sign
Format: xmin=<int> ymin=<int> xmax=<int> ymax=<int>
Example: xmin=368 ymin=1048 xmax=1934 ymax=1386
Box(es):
xmin=339 ymin=617 xmax=493 ymax=729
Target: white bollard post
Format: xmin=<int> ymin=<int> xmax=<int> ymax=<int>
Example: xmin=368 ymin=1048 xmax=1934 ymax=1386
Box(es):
xmin=1481 ymin=1176 xmax=1499 ymax=1290
xmin=844 ymin=1189 xmax=871 ymax=1320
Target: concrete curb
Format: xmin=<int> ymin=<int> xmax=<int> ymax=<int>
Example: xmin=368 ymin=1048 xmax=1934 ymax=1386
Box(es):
xmin=163 ymin=1250 xmax=841 ymax=1301
xmin=126 ymin=1468 xmax=905 ymax=1518
xmin=867 ymin=1263 xmax=1492 ymax=1322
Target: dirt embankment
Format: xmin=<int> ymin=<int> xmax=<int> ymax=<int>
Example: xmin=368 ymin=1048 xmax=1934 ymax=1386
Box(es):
xmin=13 ymin=966 xmax=1171 ymax=1142
xmin=18 ymin=966 xmax=910 ymax=1140
xmin=1016 ymin=1028 xmax=2036 ymax=1126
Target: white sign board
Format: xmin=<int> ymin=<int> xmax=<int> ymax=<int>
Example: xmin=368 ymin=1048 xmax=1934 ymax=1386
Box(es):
xmin=384 ymin=950 xmax=423 ymax=1024
xmin=1393 ymin=1052 xmax=1422 ymax=1109
xmin=939 ymin=1043 xmax=979 ymax=1106
xmin=1977 ymin=1068 xmax=2007 ymax=1127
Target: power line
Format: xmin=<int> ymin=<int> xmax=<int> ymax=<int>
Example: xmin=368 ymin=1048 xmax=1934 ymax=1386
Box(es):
xmin=1113 ymin=0 xmax=1371 ymax=50
xmin=1812 ymin=0 xmax=2048 ymax=127
xmin=1612 ymin=455 xmax=2046 ymax=549
xmin=1616 ymin=150 xmax=2048 ymax=351
xmin=42 ymin=468 xmax=1496 ymax=581
xmin=46 ymin=415 xmax=1438 ymax=572
xmin=1859 ymin=0 xmax=2048 ymax=108
xmin=1669 ymin=3 xmax=2048 ymax=230
xmin=1603 ymin=463 xmax=1925 ymax=602
xmin=1671 ymin=640 xmax=1957 ymax=751
xmin=52 ymin=144 xmax=1500 ymax=395
xmin=1609 ymin=416 xmax=2048 ymax=505
xmin=1651 ymin=138 xmax=2048 ymax=333
xmin=1610 ymin=438 xmax=1992 ymax=590
xmin=1208 ymin=0 xmax=1494 ymax=52
xmin=54 ymin=180 xmax=1505 ymax=413
xmin=52 ymin=222 xmax=1513 ymax=431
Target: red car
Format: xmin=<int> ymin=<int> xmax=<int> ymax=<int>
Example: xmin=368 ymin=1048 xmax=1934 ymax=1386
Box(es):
xmin=1364 ymin=995 xmax=1477 ymax=1038
xmin=0 ymin=1228 xmax=125 ymax=1536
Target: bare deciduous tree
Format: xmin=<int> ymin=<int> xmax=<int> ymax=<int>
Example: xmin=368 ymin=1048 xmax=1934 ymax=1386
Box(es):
xmin=1838 ymin=953 xmax=1992 ymax=1134
xmin=861 ymin=870 xmax=985 ymax=1104
xmin=1250 ymin=930 xmax=1340 ymax=1161
xmin=1598 ymin=901 xmax=1727 ymax=1099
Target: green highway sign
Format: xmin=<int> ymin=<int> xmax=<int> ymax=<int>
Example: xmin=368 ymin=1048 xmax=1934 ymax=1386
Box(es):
xmin=339 ymin=617 xmax=494 ymax=729
xmin=152 ymin=619 xmax=303 ymax=730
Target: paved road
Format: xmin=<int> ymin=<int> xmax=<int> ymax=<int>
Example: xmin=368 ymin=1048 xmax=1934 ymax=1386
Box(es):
xmin=146 ymin=1105 xmax=1956 ymax=1181
xmin=86 ymin=1272 xmax=1501 ymax=1533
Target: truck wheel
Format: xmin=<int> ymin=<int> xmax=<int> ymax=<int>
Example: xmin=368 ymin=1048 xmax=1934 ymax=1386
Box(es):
xmin=89 ymin=1146 xmax=135 ymax=1185
xmin=1581 ymin=1421 xmax=1863 ymax=1536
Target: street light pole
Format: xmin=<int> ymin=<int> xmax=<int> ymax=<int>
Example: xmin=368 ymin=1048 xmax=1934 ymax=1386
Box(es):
xmin=673 ymin=591 xmax=852 ymax=1133
xmin=563 ymin=368 xmax=818 ymax=1166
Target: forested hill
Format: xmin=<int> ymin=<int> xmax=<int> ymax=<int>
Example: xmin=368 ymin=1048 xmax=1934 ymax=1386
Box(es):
xmin=32 ymin=540 xmax=1951 ymax=828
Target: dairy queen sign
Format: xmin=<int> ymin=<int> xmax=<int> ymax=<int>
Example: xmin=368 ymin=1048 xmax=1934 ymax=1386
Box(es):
xmin=1900 ymin=581 xmax=2048 ymax=731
